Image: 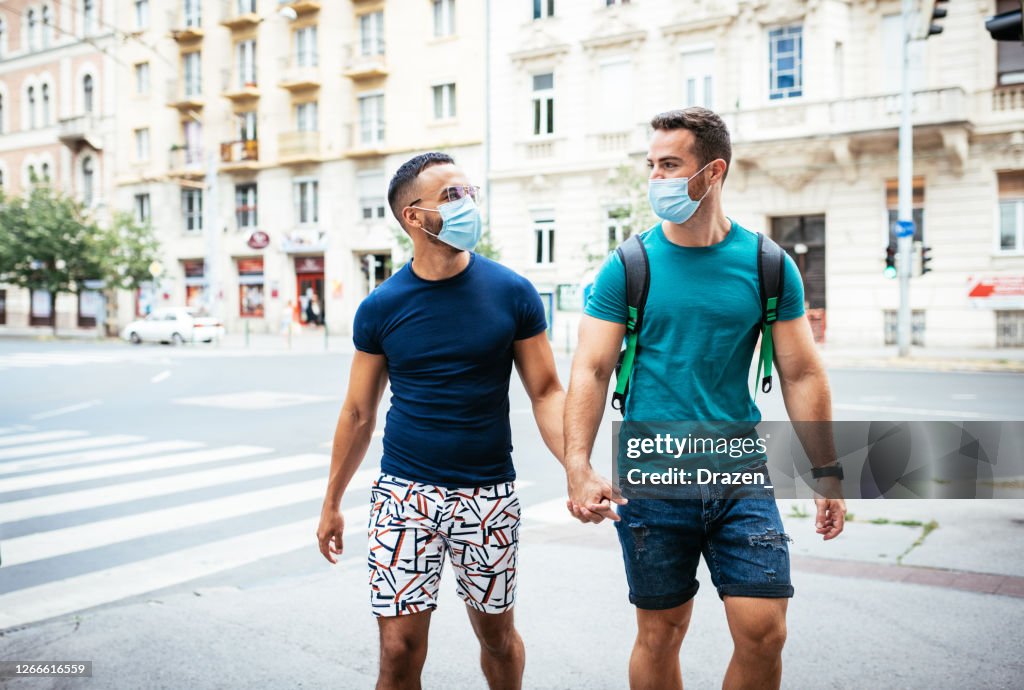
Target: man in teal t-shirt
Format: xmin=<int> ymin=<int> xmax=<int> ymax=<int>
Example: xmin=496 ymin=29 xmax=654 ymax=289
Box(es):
xmin=563 ymin=107 xmax=846 ymax=690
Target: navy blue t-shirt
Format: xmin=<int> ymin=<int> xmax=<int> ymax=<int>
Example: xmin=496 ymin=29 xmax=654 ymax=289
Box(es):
xmin=352 ymin=253 xmax=548 ymax=487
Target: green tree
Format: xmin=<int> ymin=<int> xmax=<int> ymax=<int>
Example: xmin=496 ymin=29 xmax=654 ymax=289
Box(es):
xmin=90 ymin=211 xmax=162 ymax=335
xmin=584 ymin=162 xmax=657 ymax=268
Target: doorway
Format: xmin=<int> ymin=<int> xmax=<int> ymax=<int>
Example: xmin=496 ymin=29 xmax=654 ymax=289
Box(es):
xmin=770 ymin=214 xmax=826 ymax=342
xmin=295 ymin=255 xmax=325 ymax=326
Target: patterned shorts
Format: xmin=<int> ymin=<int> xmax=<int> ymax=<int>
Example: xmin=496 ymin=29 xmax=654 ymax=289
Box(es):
xmin=367 ymin=473 xmax=520 ymax=617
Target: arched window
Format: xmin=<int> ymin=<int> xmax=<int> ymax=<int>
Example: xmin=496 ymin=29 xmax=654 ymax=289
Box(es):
xmin=27 ymin=86 xmax=36 ymax=128
xmin=83 ymin=0 xmax=97 ymax=34
xmin=41 ymin=7 xmax=52 ymax=47
xmin=0 ymin=19 xmax=7 ymax=58
xmin=0 ymin=93 xmax=4 ymax=134
xmin=41 ymin=162 xmax=50 ymax=181
xmin=28 ymin=164 xmax=37 ymax=183
xmin=41 ymin=84 xmax=50 ymax=125
xmin=82 ymin=157 xmax=94 ymax=205
xmin=83 ymin=74 xmax=94 ymax=113
xmin=27 ymin=9 xmax=37 ymax=50
xmin=0 ymin=169 xmax=5 ymax=189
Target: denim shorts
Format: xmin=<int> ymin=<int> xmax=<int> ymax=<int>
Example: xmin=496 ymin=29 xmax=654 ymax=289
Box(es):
xmin=613 ymin=462 xmax=794 ymax=609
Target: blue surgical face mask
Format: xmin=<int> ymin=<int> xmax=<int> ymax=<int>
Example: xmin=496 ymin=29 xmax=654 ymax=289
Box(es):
xmin=648 ymin=161 xmax=713 ymax=224
xmin=410 ymin=195 xmax=482 ymax=252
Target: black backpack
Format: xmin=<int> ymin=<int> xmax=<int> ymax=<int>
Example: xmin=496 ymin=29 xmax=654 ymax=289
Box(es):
xmin=611 ymin=232 xmax=786 ymax=412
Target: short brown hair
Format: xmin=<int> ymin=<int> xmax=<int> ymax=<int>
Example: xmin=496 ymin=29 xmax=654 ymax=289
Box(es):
xmin=650 ymin=107 xmax=731 ymax=181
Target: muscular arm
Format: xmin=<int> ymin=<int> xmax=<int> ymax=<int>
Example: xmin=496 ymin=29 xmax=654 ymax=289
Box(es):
xmin=513 ymin=332 xmax=566 ymax=465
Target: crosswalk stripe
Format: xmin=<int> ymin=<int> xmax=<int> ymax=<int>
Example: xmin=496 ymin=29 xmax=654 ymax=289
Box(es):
xmin=0 ymin=452 xmax=322 ymax=523
xmin=0 ymin=430 xmax=87 ymax=448
xmin=0 ymin=435 xmax=146 ymax=461
xmin=1 ymin=469 xmax=381 ymax=567
xmin=0 ymin=426 xmax=35 ymax=436
xmin=0 ymin=441 xmax=206 ymax=477
xmin=0 ymin=444 xmax=279 ymax=493
xmin=0 ymin=502 xmax=372 ymax=630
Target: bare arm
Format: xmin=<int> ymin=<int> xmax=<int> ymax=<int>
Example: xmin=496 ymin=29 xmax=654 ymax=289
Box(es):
xmin=513 ymin=332 xmax=566 ymax=465
xmin=317 ymin=351 xmax=388 ymax=562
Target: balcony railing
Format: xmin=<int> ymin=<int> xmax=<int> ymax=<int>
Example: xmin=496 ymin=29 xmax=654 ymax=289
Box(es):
xmin=169 ymin=147 xmax=205 ymax=176
xmin=278 ymin=1 xmax=321 ymax=16
xmin=517 ymin=137 xmax=564 ymax=160
xmin=342 ymin=44 xmax=388 ymax=80
xmin=585 ymin=127 xmax=646 ymax=155
xmin=169 ymin=9 xmax=204 ymax=41
xmin=222 ymin=69 xmax=259 ymax=100
xmin=278 ymin=56 xmax=320 ymax=90
xmin=57 ymin=115 xmax=102 ymax=149
xmin=167 ymin=79 xmax=204 ymax=108
xmin=220 ymin=139 xmax=259 ymax=165
xmin=221 ymin=0 xmax=259 ymax=29
xmin=279 ymin=131 xmax=320 ymax=163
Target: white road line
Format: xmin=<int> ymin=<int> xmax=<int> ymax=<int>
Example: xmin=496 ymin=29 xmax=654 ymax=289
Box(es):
xmin=2 ymin=470 xmax=380 ymax=567
xmin=0 ymin=441 xmax=206 ymax=476
xmin=0 ymin=435 xmax=146 ymax=461
xmin=151 ymin=371 xmax=171 ymax=384
xmin=0 ymin=426 xmax=34 ymax=436
xmin=0 ymin=502 xmax=371 ymax=630
xmin=951 ymin=393 xmax=977 ymax=401
xmin=30 ymin=400 xmax=103 ymax=420
xmin=0 ymin=445 xmax=278 ymax=493
xmin=0 ymin=430 xmax=88 ymax=448
xmin=833 ymin=403 xmax=993 ymax=419
xmin=0 ymin=453 xmax=323 ymax=522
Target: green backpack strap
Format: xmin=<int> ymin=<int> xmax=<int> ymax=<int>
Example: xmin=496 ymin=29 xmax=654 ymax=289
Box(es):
xmin=755 ymin=233 xmax=786 ymax=399
xmin=612 ymin=235 xmax=650 ymax=413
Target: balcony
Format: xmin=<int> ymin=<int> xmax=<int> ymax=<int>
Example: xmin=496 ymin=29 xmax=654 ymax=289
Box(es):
xmin=220 ymin=139 xmax=259 ymax=172
xmin=343 ymin=44 xmax=388 ymax=81
xmin=57 ymin=115 xmax=103 ymax=150
xmin=222 ymin=69 xmax=260 ymax=102
xmin=346 ymin=123 xmax=386 ymax=158
xmin=278 ymin=0 xmax=320 ymax=16
xmin=585 ymin=127 xmax=646 ymax=156
xmin=974 ymin=85 xmax=1024 ymax=134
xmin=167 ymin=79 xmax=204 ymax=111
xmin=221 ymin=0 xmax=259 ymax=30
xmin=278 ymin=56 xmax=320 ymax=91
xmin=279 ymin=131 xmax=320 ymax=164
xmin=168 ymin=147 xmax=206 ymax=179
xmin=516 ymin=136 xmax=564 ymax=161
xmin=281 ymin=228 xmax=328 ymax=253
xmin=169 ymin=10 xmax=204 ymax=42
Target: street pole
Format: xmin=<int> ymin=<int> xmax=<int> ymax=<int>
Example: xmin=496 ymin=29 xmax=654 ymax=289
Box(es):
xmin=896 ymin=0 xmax=915 ymax=357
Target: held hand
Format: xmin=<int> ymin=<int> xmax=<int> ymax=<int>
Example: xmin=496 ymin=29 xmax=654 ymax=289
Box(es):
xmin=567 ymin=468 xmax=627 ymax=524
xmin=316 ymin=507 xmax=345 ymax=563
xmin=813 ymin=478 xmax=846 ymax=540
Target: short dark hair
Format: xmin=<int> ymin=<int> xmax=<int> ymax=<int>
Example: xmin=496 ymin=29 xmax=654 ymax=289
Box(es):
xmin=387 ymin=152 xmax=455 ymax=225
xmin=650 ymin=107 xmax=731 ymax=181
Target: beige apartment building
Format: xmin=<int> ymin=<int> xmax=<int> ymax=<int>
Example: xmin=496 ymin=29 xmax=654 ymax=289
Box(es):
xmin=488 ymin=0 xmax=1024 ymax=350
xmin=0 ymin=0 xmax=120 ymax=332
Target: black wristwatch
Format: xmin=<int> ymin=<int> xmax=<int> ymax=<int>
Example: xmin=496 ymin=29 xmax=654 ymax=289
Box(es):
xmin=811 ymin=462 xmax=844 ymax=480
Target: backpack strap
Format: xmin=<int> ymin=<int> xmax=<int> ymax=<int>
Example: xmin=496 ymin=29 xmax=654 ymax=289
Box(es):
xmin=612 ymin=234 xmax=650 ymax=412
xmin=755 ymin=233 xmax=786 ymax=398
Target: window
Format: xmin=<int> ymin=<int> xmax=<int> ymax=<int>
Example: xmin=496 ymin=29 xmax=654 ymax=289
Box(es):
xmin=83 ymin=0 xmax=98 ymax=34
xmin=534 ymin=217 xmax=555 ymax=264
xmin=184 ymin=119 xmax=202 ymax=163
xmin=768 ymin=25 xmax=802 ymax=100
xmin=433 ymin=0 xmax=455 ymax=37
xmin=0 ymin=19 xmax=6 ymax=58
xmin=884 ymin=310 xmax=926 ymax=346
xmin=41 ymin=84 xmax=50 ymax=125
xmin=238 ymin=110 xmax=257 ymax=141
xmin=83 ymin=74 xmax=94 ymax=113
xmin=27 ymin=86 xmax=36 ymax=128
xmin=182 ymin=188 xmax=203 ymax=232
xmin=235 ymin=183 xmax=258 ymax=229
xmin=183 ymin=52 xmax=202 ymax=96
xmin=135 ymin=128 xmax=150 ymax=161
xmin=41 ymin=162 xmax=50 ymax=181
xmin=359 ymin=12 xmax=384 ymax=56
xmin=598 ymin=60 xmax=630 ymax=130
xmin=999 ymin=172 xmax=1024 ymax=252
xmin=237 ymin=40 xmax=257 ymax=87
xmin=184 ymin=0 xmax=201 ymax=28
xmin=0 ymin=94 xmax=4 ymax=133
xmin=606 ymin=207 xmax=627 ymax=251
xmin=27 ymin=10 xmax=37 ymax=50
xmin=997 ymin=0 xmax=1024 ymax=85
xmin=237 ymin=0 xmax=257 ymax=13
xmin=82 ymin=157 xmax=94 ymax=206
xmin=135 ymin=62 xmax=150 ymax=94
xmin=41 ymin=6 xmax=51 ymax=47
xmin=532 ymin=73 xmax=554 ymax=135
xmin=238 ymin=258 xmax=264 ymax=318
xmin=885 ymin=177 xmax=925 ymax=245
xmin=294 ymin=179 xmax=319 ymax=225
xmin=295 ymin=25 xmax=317 ymax=67
xmin=295 ymin=101 xmax=318 ymax=131
xmin=361 ymin=198 xmax=387 ymax=220
xmin=606 ymin=0 xmax=631 ymax=5
xmin=533 ymin=0 xmax=554 ymax=20
xmin=433 ymin=83 xmax=456 ymax=119
xmin=135 ymin=0 xmax=150 ymax=29
xmin=996 ymin=311 xmax=1024 ymax=347
xmin=358 ymin=93 xmax=385 ymax=145
xmin=681 ymin=48 xmax=714 ymax=109
xmin=134 ymin=193 xmax=151 ymax=223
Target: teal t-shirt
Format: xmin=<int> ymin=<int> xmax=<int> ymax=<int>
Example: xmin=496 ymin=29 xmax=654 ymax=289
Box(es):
xmin=585 ymin=220 xmax=805 ymax=424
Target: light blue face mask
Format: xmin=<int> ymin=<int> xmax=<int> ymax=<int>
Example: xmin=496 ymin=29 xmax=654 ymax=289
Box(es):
xmin=410 ymin=195 xmax=482 ymax=252
xmin=648 ymin=161 xmax=713 ymax=224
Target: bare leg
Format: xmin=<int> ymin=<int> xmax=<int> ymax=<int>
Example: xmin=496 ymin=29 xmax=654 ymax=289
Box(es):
xmin=465 ymin=606 xmax=525 ymax=690
xmin=722 ymin=597 xmax=788 ymax=690
xmin=376 ymin=610 xmax=432 ymax=690
xmin=629 ymin=600 xmax=695 ymax=690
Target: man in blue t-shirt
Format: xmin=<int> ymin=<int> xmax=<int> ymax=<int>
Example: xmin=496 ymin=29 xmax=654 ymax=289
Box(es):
xmin=316 ymin=152 xmax=565 ymax=689
xmin=563 ymin=108 xmax=846 ymax=690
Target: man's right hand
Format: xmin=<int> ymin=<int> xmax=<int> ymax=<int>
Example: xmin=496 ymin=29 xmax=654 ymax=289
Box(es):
xmin=567 ymin=467 xmax=627 ymax=524
xmin=316 ymin=507 xmax=345 ymax=564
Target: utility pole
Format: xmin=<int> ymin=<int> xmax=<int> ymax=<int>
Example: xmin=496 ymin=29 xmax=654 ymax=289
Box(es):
xmin=896 ymin=0 xmax=915 ymax=356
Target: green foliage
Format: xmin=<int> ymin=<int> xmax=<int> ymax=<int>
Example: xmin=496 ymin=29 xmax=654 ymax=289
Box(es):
xmin=389 ymin=222 xmax=502 ymax=263
xmin=584 ymin=162 xmax=657 ymax=268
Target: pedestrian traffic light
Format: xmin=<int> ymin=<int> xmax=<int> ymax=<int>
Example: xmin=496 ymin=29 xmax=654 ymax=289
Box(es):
xmin=920 ymin=245 xmax=933 ymax=276
xmin=986 ymin=2 xmax=1023 ymax=42
xmin=884 ymin=242 xmax=897 ymax=279
xmin=922 ymin=0 xmax=950 ymax=38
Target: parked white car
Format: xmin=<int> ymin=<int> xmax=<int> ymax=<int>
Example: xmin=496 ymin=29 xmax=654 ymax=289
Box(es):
xmin=121 ymin=307 xmax=225 ymax=345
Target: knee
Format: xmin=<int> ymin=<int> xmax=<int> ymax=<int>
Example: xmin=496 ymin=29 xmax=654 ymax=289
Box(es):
xmin=476 ymin=625 xmax=521 ymax=658
xmin=636 ymin=612 xmax=692 ymax=655
xmin=379 ymin=633 xmax=428 ymax=667
xmin=735 ymin=619 xmax=787 ymax=659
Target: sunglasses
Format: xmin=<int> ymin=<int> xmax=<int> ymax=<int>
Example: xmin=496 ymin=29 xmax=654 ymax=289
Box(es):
xmin=443 ymin=185 xmax=480 ymax=203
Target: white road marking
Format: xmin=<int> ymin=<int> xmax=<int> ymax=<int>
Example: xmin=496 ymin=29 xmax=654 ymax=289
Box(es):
xmin=833 ymin=403 xmax=993 ymax=419
xmin=0 ymin=441 xmax=206 ymax=477
xmin=151 ymin=370 xmax=171 ymax=384
xmin=0 ymin=435 xmax=146 ymax=461
xmin=30 ymin=400 xmax=103 ymax=420
xmin=0 ymin=430 xmax=87 ymax=448
xmin=173 ymin=391 xmax=333 ymax=410
xmin=951 ymin=393 xmax=977 ymax=401
xmin=0 ymin=452 xmax=320 ymax=522
xmin=0 ymin=426 xmax=35 ymax=436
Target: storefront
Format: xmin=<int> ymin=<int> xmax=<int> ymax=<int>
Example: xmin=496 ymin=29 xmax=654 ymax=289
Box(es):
xmin=237 ymin=257 xmax=265 ymax=319
xmin=295 ymin=255 xmax=325 ymax=326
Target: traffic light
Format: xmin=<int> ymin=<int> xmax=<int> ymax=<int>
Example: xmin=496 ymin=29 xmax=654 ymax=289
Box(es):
xmin=922 ymin=0 xmax=950 ymax=38
xmin=920 ymin=245 xmax=933 ymax=276
xmin=986 ymin=2 xmax=1023 ymax=42
xmin=884 ymin=241 xmax=897 ymax=279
